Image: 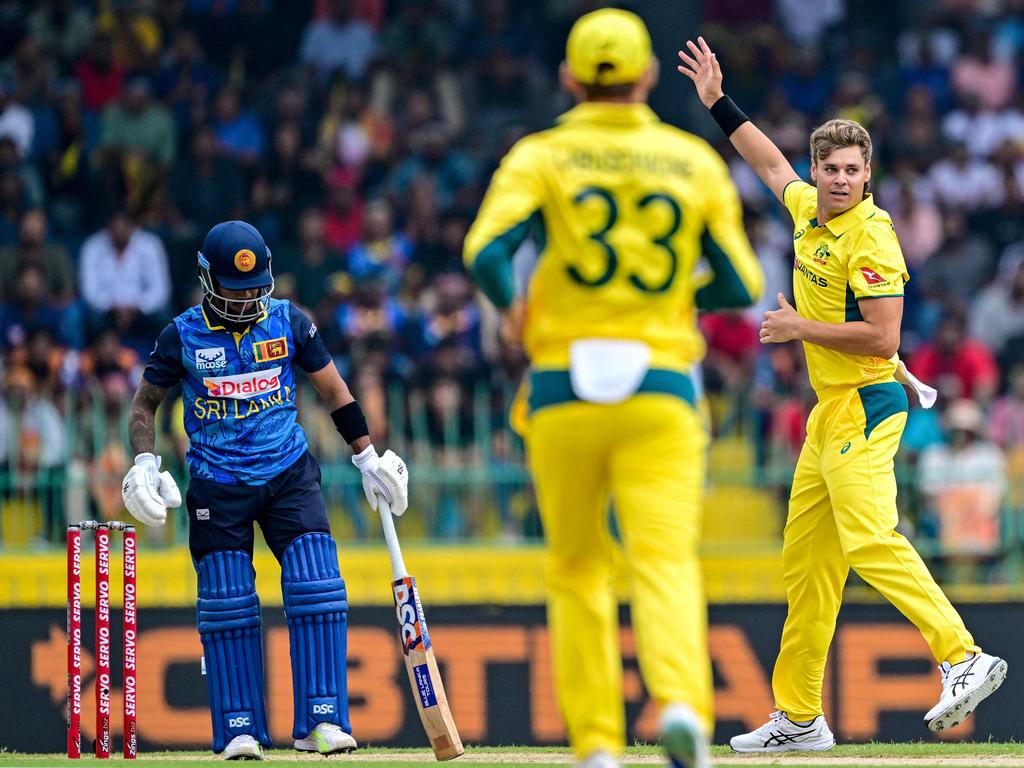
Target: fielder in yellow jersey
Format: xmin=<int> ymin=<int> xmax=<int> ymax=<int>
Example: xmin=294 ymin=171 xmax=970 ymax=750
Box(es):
xmin=465 ymin=11 xmax=763 ymax=768
xmin=678 ymin=36 xmax=1007 ymax=753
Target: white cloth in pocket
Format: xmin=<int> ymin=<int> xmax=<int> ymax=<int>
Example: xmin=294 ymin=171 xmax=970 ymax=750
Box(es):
xmin=894 ymin=358 xmax=937 ymax=409
xmin=569 ymin=339 xmax=651 ymax=404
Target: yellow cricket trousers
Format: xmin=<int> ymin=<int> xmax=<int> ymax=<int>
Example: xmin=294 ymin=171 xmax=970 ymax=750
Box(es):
xmin=524 ymin=369 xmax=711 ymax=758
xmin=773 ymin=381 xmax=980 ymax=720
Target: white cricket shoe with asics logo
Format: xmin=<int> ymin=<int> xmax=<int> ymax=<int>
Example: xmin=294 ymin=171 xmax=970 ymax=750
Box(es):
xmin=925 ymin=652 xmax=1008 ymax=732
xmin=294 ymin=722 xmax=358 ymax=755
xmin=730 ymin=711 xmax=835 ymax=752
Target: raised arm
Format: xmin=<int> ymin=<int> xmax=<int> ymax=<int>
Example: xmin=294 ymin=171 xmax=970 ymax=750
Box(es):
xmin=677 ymin=36 xmax=798 ymax=204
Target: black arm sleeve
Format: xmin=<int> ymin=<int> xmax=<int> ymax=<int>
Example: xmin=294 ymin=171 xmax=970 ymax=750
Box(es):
xmin=289 ymin=302 xmax=332 ymax=373
xmin=142 ymin=322 xmax=185 ymax=389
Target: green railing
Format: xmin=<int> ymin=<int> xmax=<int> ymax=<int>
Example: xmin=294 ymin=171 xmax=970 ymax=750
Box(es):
xmin=3 ymin=383 xmax=1024 ymax=586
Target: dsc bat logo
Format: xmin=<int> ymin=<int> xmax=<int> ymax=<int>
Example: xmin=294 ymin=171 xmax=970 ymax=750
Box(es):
xmin=392 ymin=577 xmax=431 ymax=654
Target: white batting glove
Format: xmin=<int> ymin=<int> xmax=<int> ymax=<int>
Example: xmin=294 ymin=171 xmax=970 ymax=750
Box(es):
xmin=352 ymin=444 xmax=409 ymax=516
xmin=121 ymin=453 xmax=182 ymax=527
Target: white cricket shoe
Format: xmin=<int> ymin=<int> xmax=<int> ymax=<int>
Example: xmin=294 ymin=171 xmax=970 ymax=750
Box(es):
xmin=223 ymin=734 xmax=263 ymax=760
xmin=925 ymin=652 xmax=1007 ymax=732
xmin=294 ymin=722 xmax=358 ymax=755
xmin=730 ymin=711 xmax=835 ymax=752
xmin=575 ymin=749 xmax=620 ymax=768
xmin=660 ymin=703 xmax=709 ymax=768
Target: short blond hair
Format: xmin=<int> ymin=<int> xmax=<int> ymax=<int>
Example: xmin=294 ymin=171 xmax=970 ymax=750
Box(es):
xmin=809 ymin=119 xmax=872 ymax=166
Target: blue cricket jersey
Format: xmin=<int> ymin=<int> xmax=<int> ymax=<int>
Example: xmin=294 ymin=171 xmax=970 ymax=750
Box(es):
xmin=143 ymin=298 xmax=332 ymax=485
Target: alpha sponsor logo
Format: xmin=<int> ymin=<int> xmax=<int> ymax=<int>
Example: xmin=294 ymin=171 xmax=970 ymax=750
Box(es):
xmin=203 ymin=366 xmax=281 ymax=399
xmin=860 ymin=266 xmax=887 ymax=286
xmin=195 ymin=347 xmax=228 ymax=371
xmin=413 ymin=663 xmax=438 ymax=708
xmin=393 ymin=577 xmax=430 ymax=654
xmin=253 ymin=337 xmax=288 ymax=363
xmin=794 ymin=258 xmax=829 ymax=288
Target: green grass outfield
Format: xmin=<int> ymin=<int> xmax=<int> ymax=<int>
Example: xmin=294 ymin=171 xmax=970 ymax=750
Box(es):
xmin=4 ymin=743 xmax=1024 ymax=767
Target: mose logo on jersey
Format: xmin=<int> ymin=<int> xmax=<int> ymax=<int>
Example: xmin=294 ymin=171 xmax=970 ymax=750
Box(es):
xmin=195 ymin=347 xmax=227 ymax=371
xmin=203 ymin=366 xmax=282 ymax=399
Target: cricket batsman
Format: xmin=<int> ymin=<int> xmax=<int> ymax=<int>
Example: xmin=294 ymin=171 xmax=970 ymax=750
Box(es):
xmin=465 ymin=11 xmax=764 ymax=768
xmin=677 ymin=37 xmax=1007 ymax=751
xmin=120 ymin=220 xmax=409 ymax=760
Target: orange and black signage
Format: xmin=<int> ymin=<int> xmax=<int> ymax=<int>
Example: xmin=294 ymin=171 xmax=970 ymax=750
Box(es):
xmin=4 ymin=604 xmax=1019 ymax=752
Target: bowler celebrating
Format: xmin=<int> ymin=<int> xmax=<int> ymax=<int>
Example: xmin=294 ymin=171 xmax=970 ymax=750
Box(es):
xmin=677 ymin=37 xmax=1006 ymax=751
xmin=121 ymin=220 xmax=409 ymax=760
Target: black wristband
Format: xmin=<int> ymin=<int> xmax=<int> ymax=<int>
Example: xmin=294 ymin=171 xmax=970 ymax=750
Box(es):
xmin=709 ymin=95 xmax=749 ymax=137
xmin=331 ymin=401 xmax=369 ymax=444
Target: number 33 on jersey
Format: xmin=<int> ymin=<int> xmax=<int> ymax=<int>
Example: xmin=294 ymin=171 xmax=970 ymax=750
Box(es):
xmin=463 ymin=101 xmax=763 ymax=372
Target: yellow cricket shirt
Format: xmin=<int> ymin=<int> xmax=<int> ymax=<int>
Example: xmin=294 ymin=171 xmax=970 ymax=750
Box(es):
xmin=464 ymin=102 xmax=763 ymax=371
xmin=784 ymin=180 xmax=910 ymax=393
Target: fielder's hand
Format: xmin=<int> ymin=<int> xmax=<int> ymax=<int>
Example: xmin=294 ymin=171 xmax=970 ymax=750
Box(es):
xmin=760 ymin=293 xmax=804 ymax=344
xmin=352 ymin=444 xmax=409 ymax=516
xmin=677 ymin=36 xmax=725 ymax=109
xmin=122 ymin=453 xmax=182 ymax=527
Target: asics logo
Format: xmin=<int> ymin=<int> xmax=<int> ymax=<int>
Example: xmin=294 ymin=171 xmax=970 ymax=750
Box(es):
xmin=951 ymin=657 xmax=979 ymax=696
xmin=762 ymin=726 xmax=818 ymax=747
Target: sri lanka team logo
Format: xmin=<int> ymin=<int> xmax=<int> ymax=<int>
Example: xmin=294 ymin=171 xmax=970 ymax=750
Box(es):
xmin=234 ymin=249 xmax=256 ymax=272
xmin=813 ymin=243 xmax=830 ymax=266
xmin=253 ymin=337 xmax=288 ymax=363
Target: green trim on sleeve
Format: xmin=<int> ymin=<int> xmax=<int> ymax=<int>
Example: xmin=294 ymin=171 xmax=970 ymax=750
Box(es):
xmin=853 ymin=293 xmax=905 ymax=300
xmin=696 ymin=231 xmax=754 ymax=310
xmin=466 ymin=212 xmax=539 ymax=309
xmin=781 ymin=178 xmax=802 ymax=204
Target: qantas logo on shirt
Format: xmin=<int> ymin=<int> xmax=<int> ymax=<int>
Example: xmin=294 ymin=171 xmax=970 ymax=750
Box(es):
xmin=203 ymin=366 xmax=282 ymax=399
xmin=860 ymin=267 xmax=886 ymax=285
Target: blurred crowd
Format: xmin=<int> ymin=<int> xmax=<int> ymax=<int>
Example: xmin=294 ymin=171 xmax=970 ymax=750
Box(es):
xmin=0 ymin=0 xmax=1023 ymax=558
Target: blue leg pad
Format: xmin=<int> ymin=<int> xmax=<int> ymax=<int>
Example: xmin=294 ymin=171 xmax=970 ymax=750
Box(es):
xmin=281 ymin=533 xmax=350 ymax=739
xmin=196 ymin=550 xmax=271 ymax=752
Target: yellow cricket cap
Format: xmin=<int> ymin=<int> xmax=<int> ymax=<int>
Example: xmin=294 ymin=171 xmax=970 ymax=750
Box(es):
xmin=565 ymin=8 xmax=652 ymax=86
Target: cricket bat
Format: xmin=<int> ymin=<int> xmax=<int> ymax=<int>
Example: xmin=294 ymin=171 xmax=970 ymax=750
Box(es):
xmin=378 ymin=500 xmax=464 ymax=760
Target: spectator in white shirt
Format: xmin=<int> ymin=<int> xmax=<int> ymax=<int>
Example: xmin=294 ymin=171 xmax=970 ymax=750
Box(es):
xmin=0 ymin=78 xmax=33 ymax=159
xmin=79 ymin=209 xmax=170 ymax=349
xmin=942 ymin=93 xmax=1024 ymax=158
xmin=927 ymin=141 xmax=1004 ymax=210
